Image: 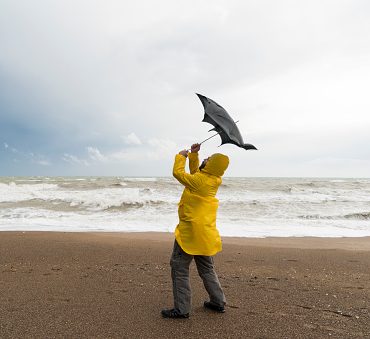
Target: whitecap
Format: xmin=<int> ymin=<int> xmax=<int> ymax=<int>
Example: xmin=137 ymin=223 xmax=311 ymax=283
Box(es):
xmin=123 ymin=177 xmax=157 ymax=182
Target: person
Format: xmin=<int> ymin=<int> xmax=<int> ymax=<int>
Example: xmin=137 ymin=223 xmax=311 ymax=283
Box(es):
xmin=161 ymin=143 xmax=230 ymax=319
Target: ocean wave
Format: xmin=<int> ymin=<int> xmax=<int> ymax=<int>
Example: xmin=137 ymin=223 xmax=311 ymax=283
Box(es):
xmin=343 ymin=212 xmax=370 ymax=220
xmin=107 ymin=182 xmax=128 ymax=188
xmin=299 ymin=212 xmax=370 ymax=220
xmin=0 ymin=183 xmax=59 ymax=203
xmin=123 ymin=177 xmax=157 ymax=182
xmin=0 ymin=198 xmax=171 ymax=214
xmin=299 ymin=214 xmax=331 ymax=220
xmin=104 ymin=200 xmax=168 ymax=211
xmin=270 ymin=185 xmax=294 ymax=193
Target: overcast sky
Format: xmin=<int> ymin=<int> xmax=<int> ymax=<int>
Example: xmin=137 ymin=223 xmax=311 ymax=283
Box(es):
xmin=1 ymin=0 xmax=369 ymax=177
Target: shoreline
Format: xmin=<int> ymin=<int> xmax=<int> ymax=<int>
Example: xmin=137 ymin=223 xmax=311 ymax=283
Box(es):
xmin=2 ymin=231 xmax=370 ymax=251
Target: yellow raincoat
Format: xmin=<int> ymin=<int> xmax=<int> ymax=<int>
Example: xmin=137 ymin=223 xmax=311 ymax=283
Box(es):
xmin=173 ymin=152 xmax=229 ymax=256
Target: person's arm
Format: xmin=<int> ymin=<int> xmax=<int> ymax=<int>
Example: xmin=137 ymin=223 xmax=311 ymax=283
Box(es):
xmin=173 ymin=150 xmax=202 ymax=189
xmin=189 ymin=143 xmax=200 ymax=174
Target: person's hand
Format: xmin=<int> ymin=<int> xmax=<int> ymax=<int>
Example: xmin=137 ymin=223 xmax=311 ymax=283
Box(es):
xmin=191 ymin=143 xmax=201 ymax=153
xmin=179 ymin=149 xmax=189 ymax=157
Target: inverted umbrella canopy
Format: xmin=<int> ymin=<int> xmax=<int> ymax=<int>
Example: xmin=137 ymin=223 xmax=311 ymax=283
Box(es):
xmin=196 ymin=93 xmax=257 ymax=150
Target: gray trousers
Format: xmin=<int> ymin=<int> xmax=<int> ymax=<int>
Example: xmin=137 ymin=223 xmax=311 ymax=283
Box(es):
xmin=170 ymin=240 xmax=226 ymax=314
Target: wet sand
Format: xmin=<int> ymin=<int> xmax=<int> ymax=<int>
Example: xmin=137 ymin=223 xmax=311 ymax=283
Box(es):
xmin=0 ymin=232 xmax=369 ymax=338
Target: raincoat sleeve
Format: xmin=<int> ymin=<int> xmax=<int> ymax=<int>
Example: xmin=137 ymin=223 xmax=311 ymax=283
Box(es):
xmin=173 ymin=154 xmax=202 ymax=190
xmin=188 ymin=152 xmax=199 ymax=174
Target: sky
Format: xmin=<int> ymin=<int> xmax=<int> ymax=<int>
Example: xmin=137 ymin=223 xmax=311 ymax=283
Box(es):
xmin=1 ymin=0 xmax=370 ymax=177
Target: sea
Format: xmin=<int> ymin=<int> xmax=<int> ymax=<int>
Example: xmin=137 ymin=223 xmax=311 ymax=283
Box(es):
xmin=0 ymin=177 xmax=369 ymax=237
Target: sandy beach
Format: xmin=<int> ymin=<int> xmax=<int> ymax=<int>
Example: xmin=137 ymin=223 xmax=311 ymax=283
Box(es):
xmin=0 ymin=232 xmax=369 ymax=338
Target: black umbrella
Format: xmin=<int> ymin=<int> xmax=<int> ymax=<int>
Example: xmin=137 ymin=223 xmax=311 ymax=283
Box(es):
xmin=196 ymin=93 xmax=257 ymax=150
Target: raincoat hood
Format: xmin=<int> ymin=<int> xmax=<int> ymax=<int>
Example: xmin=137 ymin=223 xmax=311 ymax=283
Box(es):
xmin=203 ymin=153 xmax=229 ymax=177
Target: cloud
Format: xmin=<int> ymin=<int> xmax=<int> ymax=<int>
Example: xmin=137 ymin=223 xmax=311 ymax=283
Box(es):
xmin=2 ymin=142 xmax=51 ymax=166
xmin=87 ymin=147 xmax=107 ymax=162
xmin=34 ymin=159 xmax=51 ymax=166
xmin=146 ymin=138 xmax=178 ymax=160
xmin=103 ymin=137 xmax=178 ymax=162
xmin=67 ymin=136 xmax=178 ymax=166
xmin=301 ymin=157 xmax=370 ymax=178
xmin=6 ymin=146 xmax=20 ymax=154
xmin=122 ymin=132 xmax=142 ymax=145
xmin=62 ymin=153 xmax=89 ymax=166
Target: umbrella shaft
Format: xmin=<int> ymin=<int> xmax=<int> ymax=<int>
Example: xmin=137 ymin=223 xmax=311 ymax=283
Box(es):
xmin=199 ymin=121 xmax=239 ymax=145
xmin=187 ymin=133 xmax=220 ymax=151
xmin=200 ymin=132 xmax=221 ymax=145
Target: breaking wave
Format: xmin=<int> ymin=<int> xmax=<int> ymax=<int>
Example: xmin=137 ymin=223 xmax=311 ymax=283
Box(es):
xmin=343 ymin=212 xmax=370 ymax=220
xmin=299 ymin=212 xmax=370 ymax=221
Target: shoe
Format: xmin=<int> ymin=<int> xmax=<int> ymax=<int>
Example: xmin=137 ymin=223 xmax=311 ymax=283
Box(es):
xmin=204 ymin=301 xmax=225 ymax=313
xmin=161 ymin=308 xmax=189 ymax=319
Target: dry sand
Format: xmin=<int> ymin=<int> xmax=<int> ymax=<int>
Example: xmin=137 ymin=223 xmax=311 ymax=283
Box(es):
xmin=0 ymin=232 xmax=369 ymax=338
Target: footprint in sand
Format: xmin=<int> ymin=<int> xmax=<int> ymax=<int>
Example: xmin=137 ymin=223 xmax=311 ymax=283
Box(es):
xmin=51 ymin=266 xmax=62 ymax=271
